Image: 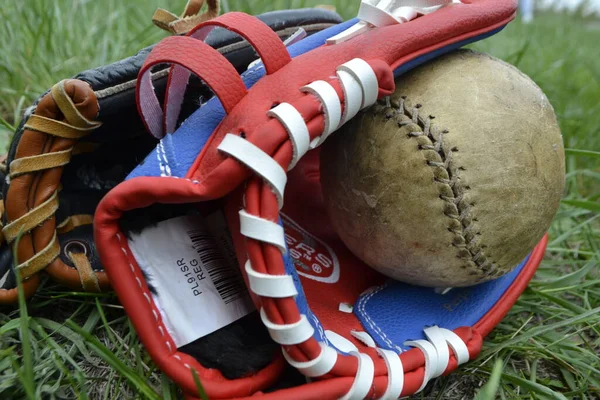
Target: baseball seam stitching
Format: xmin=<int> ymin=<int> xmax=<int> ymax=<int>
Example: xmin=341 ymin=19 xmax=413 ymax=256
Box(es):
xmin=377 ymin=97 xmax=500 ymax=278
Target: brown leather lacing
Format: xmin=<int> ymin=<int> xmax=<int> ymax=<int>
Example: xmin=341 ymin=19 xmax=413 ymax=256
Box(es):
xmin=153 ymin=0 xmax=220 ymax=35
xmin=56 ymin=214 xmax=94 ymax=234
xmin=56 ymin=214 xmax=97 ymax=291
xmin=2 ymin=80 xmax=102 ymax=290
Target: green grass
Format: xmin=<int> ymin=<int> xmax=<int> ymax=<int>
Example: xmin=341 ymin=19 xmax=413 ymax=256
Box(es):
xmin=0 ymin=1 xmax=599 ymax=399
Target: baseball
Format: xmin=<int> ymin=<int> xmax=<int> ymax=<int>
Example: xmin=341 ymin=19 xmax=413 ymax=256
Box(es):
xmin=321 ymin=49 xmax=565 ymax=287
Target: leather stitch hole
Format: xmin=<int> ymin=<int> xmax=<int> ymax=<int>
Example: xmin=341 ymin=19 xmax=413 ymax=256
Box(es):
xmin=64 ymin=240 xmax=88 ymax=256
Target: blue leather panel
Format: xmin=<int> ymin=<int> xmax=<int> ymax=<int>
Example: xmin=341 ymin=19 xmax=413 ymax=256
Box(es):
xmin=354 ymin=254 xmax=530 ymax=351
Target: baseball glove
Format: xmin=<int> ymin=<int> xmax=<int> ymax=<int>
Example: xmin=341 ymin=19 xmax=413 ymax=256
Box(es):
xmin=0 ymin=6 xmax=344 ymax=304
xmin=90 ymin=0 xmax=563 ymax=399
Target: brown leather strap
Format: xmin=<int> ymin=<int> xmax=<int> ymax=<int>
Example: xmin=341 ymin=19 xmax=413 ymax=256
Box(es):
xmin=23 ymin=80 xmax=101 ymax=139
xmin=3 ymin=191 xmax=59 ymax=243
xmin=51 ymin=81 xmax=101 ymax=129
xmin=57 ymin=214 xmax=94 ymax=234
xmin=9 ymin=148 xmax=73 ymax=178
xmin=17 ymin=232 xmax=61 ymax=278
xmin=24 ymin=115 xmax=98 ymax=138
xmin=182 ymin=0 xmax=211 ymax=16
xmin=153 ymin=0 xmax=219 ymax=35
xmin=0 ymin=274 xmax=40 ymax=305
xmin=69 ymin=251 xmax=100 ymax=292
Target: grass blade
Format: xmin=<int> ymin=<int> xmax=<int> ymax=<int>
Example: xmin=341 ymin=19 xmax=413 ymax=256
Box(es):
xmin=14 ymin=228 xmax=36 ymax=400
xmin=500 ymin=372 xmax=569 ymax=400
xmin=191 ymin=368 xmax=209 ymax=400
xmin=475 ymin=359 xmax=504 ymax=400
xmin=538 ymin=259 xmax=598 ymax=290
xmin=561 ymin=199 xmax=600 ymax=213
xmin=480 ymin=307 xmax=600 ymax=358
xmin=66 ymin=320 xmax=161 ymax=400
xmin=565 ymin=148 xmax=600 ymax=158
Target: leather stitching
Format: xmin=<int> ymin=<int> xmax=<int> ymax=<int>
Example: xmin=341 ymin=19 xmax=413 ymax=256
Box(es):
xmin=156 ymin=141 xmax=172 ymax=177
xmin=310 ymin=312 xmax=327 ymax=343
xmin=375 ymin=97 xmax=500 ymax=278
xmin=116 ymin=232 xmax=183 ymax=364
xmin=356 ymin=284 xmax=404 ymax=353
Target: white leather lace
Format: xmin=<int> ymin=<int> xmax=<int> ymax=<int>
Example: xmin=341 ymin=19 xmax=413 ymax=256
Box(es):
xmin=217 ymin=55 xmax=471 ymax=398
xmin=327 ymin=0 xmax=462 ymax=45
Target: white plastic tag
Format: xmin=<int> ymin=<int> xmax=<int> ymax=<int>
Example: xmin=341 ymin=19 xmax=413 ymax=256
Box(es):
xmin=128 ymin=213 xmax=254 ymax=348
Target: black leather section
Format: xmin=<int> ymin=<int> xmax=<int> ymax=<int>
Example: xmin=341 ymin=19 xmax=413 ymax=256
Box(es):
xmin=86 ymin=77 xmax=211 ymax=143
xmin=62 ymin=135 xmax=157 ymax=193
xmin=0 ymin=216 xmax=102 ymax=290
xmin=179 ymin=312 xmax=279 ymax=380
xmin=55 ymin=190 xmax=102 ymax=221
xmin=75 ymin=8 xmax=342 ymax=90
xmin=0 ymin=167 xmax=14 ymax=288
xmin=0 ymin=244 xmax=15 ymax=290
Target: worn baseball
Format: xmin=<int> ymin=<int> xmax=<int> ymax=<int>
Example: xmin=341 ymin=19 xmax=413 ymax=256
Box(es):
xmin=321 ymin=49 xmax=565 ymax=287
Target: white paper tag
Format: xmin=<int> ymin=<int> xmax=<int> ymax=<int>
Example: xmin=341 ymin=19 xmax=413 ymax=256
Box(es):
xmin=128 ymin=213 xmax=254 ymax=348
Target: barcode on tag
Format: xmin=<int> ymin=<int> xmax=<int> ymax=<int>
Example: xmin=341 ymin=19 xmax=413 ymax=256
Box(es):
xmin=127 ymin=213 xmax=255 ymax=347
xmin=188 ymin=229 xmax=247 ymax=304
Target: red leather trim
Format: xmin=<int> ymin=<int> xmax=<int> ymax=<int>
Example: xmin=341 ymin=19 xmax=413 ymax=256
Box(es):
xmin=137 ymin=11 xmax=294 ymax=137
xmin=229 ymin=244 xmax=538 ymax=400
xmin=187 ymin=12 xmax=291 ymax=75
xmin=94 ymin=177 xmax=284 ymax=399
xmin=137 ymin=35 xmax=247 ymax=116
xmin=387 ymin=6 xmax=516 ymax=72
